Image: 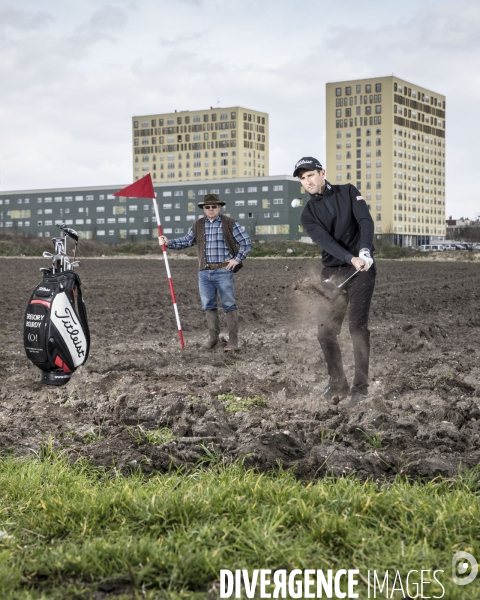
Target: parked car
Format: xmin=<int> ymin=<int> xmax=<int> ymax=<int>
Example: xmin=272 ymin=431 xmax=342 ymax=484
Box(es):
xmin=418 ymin=244 xmax=445 ymax=252
xmin=453 ymin=243 xmax=469 ymax=251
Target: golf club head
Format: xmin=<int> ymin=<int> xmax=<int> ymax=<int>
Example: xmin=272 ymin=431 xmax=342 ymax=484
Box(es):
xmin=319 ymin=279 xmax=344 ymax=301
xmin=57 ymin=223 xmax=79 ymax=242
xmin=52 ymin=237 xmax=66 ymax=254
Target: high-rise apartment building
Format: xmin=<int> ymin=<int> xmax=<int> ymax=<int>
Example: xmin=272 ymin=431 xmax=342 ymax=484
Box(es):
xmin=132 ymin=106 xmax=269 ymax=183
xmin=326 ymin=76 xmax=446 ymax=246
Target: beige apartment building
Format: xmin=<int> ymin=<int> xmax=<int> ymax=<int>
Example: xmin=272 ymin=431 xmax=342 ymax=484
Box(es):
xmin=326 ymin=76 xmax=446 ymax=246
xmin=132 ymin=106 xmax=269 ymax=184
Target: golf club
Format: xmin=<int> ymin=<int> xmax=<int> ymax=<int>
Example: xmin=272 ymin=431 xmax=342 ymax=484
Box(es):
xmin=320 ymin=265 xmax=365 ymax=300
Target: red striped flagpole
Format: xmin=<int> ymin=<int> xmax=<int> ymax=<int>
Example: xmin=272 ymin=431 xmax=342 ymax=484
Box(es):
xmin=113 ymin=175 xmax=185 ymax=349
xmin=152 ymin=195 xmax=185 ymax=350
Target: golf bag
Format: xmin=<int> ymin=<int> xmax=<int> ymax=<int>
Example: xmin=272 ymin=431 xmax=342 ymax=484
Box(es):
xmin=23 ymin=224 xmax=90 ymax=386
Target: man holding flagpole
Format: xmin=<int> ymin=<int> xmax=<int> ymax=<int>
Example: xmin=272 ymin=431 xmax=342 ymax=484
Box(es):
xmin=159 ymin=194 xmax=251 ymax=351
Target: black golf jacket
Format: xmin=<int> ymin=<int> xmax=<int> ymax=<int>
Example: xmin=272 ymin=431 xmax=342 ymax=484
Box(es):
xmin=300 ymin=181 xmax=375 ymax=267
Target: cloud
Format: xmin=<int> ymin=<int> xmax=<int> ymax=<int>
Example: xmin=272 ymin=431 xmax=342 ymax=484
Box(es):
xmin=0 ymin=6 xmax=53 ymax=33
xmin=0 ymin=0 xmax=479 ymax=217
xmin=77 ymin=5 xmax=129 ymax=34
xmin=159 ymin=30 xmax=206 ymax=46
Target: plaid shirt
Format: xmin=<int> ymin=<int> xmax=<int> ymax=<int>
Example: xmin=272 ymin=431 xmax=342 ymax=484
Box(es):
xmin=167 ymin=215 xmax=251 ymax=264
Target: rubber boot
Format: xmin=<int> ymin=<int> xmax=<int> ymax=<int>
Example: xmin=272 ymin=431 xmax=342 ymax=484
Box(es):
xmin=203 ymin=310 xmax=220 ymax=349
xmin=224 ymin=310 xmax=239 ymax=351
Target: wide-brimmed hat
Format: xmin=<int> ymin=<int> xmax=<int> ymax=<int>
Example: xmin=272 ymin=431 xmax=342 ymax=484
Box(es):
xmin=197 ymin=193 xmax=226 ymax=208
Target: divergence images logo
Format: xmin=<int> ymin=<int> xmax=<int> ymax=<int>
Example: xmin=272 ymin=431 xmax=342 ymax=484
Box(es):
xmin=452 ymin=551 xmax=478 ymax=586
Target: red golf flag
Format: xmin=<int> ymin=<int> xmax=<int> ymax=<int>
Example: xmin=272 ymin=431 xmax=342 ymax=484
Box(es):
xmin=113 ymin=174 xmax=155 ymax=199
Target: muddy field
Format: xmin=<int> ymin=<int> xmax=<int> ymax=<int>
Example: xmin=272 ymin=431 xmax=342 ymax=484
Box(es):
xmin=1 ymin=255 xmax=479 ymax=480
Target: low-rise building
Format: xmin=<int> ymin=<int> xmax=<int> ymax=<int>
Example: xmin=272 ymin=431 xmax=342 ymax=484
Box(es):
xmin=0 ymin=176 xmax=306 ymax=243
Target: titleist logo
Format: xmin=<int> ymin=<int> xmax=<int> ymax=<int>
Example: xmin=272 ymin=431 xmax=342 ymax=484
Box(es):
xmin=295 ymin=160 xmax=320 ymax=167
xmin=54 ymin=307 xmax=85 ymax=358
xmin=295 ymin=159 xmax=320 ymax=168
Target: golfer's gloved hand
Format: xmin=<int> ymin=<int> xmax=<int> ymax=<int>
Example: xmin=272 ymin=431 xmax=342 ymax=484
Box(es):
xmin=359 ymin=248 xmax=373 ymax=271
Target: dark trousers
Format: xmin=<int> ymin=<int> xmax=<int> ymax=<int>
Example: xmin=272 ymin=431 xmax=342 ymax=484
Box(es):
xmin=317 ymin=264 xmax=376 ymax=394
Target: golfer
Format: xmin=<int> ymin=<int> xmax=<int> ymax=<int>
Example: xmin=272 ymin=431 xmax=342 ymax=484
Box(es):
xmin=294 ymin=157 xmax=376 ymax=407
xmin=159 ymin=194 xmax=251 ymax=351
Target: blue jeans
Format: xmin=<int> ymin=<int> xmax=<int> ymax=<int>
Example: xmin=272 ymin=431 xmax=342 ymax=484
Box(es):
xmin=198 ymin=268 xmax=237 ymax=312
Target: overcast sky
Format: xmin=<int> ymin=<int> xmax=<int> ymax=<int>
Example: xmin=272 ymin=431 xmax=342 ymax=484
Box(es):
xmin=0 ymin=0 xmax=478 ymax=218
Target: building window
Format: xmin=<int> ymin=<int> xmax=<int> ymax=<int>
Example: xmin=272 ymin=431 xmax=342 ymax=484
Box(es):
xmin=365 ymin=84 xmax=371 ymax=93
xmin=345 ymin=86 xmax=351 ymax=95
xmin=336 ymin=87 xmax=342 ymax=96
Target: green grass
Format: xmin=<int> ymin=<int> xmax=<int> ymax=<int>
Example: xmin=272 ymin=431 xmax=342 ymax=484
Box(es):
xmin=0 ymin=455 xmax=479 ymax=599
xmin=356 ymin=427 xmax=383 ymax=449
xmin=216 ymin=393 xmax=268 ymax=412
xmin=144 ymin=427 xmax=177 ymax=445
